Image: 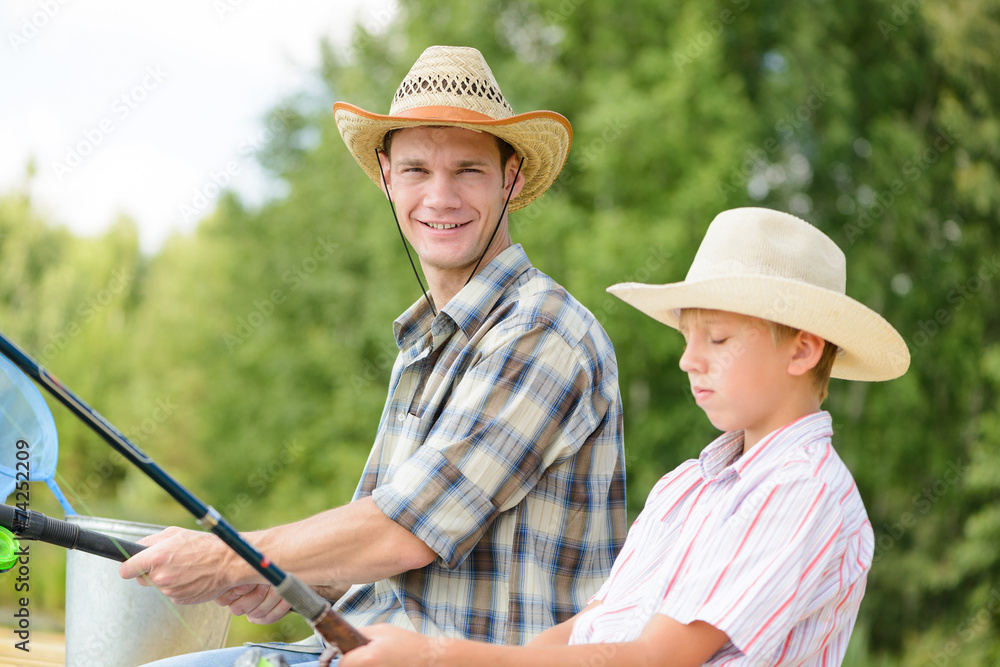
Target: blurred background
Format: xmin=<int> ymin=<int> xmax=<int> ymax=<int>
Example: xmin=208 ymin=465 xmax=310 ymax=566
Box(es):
xmin=1 ymin=0 xmax=998 ymax=664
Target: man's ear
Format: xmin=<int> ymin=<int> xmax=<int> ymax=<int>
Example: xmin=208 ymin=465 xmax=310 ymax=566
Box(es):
xmin=504 ymin=155 xmax=526 ymax=201
xmin=787 ymin=330 xmax=825 ymax=377
xmin=376 ymin=151 xmax=393 ymax=200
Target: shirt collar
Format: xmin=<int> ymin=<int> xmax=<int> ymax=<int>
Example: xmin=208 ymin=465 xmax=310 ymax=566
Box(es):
xmin=393 ymin=244 xmax=533 ymax=351
xmin=698 ymin=411 xmax=833 ymax=480
xmin=698 ymin=430 xmax=747 ymax=479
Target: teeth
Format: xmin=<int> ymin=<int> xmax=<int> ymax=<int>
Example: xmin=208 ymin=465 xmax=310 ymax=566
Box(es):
xmin=426 ymin=222 xmax=461 ymax=229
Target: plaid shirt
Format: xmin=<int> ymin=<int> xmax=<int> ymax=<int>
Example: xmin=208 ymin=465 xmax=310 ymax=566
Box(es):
xmin=335 ymin=244 xmax=627 ymax=645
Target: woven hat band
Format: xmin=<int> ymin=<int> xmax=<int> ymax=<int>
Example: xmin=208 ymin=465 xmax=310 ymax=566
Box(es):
xmin=389 ymin=46 xmax=514 ymax=119
xmin=394 ymin=106 xmax=495 ymax=122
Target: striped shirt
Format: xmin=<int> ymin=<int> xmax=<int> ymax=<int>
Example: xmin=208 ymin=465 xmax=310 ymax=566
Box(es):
xmin=569 ymin=411 xmax=873 ymax=666
xmin=335 ymin=244 xmax=627 ymax=645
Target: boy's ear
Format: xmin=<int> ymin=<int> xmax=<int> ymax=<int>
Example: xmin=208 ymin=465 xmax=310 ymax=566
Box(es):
xmin=787 ymin=330 xmax=825 ymax=377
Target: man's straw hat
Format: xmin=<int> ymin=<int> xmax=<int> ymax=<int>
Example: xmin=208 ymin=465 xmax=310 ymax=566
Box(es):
xmin=333 ymin=45 xmax=572 ymax=211
xmin=607 ymin=207 xmax=910 ymax=382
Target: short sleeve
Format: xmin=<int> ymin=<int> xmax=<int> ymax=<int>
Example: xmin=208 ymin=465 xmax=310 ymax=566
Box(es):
xmin=371 ymin=323 xmax=598 ymax=569
xmin=658 ymin=476 xmax=847 ymax=662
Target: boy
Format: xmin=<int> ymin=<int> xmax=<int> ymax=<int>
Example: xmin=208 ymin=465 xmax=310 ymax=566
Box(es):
xmin=337 ymin=207 xmax=910 ymax=666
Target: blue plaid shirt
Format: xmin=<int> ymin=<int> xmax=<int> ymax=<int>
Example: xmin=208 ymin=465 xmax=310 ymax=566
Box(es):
xmin=335 ymin=244 xmax=626 ymax=645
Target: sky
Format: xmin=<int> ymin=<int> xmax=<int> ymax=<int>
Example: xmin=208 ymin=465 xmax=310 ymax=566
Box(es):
xmin=1 ymin=0 xmax=397 ymax=252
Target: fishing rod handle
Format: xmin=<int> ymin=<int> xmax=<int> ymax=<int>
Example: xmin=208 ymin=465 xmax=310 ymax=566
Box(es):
xmin=0 ymin=504 xmax=145 ymax=562
xmin=275 ymin=573 xmax=369 ymax=653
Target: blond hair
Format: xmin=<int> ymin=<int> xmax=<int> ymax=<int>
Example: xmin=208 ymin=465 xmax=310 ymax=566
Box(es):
xmin=763 ymin=320 xmax=839 ymax=403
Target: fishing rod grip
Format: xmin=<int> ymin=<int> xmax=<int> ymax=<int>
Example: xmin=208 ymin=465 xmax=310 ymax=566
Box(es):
xmin=0 ymin=504 xmax=144 ymax=562
xmin=274 ymin=573 xmax=369 ymax=653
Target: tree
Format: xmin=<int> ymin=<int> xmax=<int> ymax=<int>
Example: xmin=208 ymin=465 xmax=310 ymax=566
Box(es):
xmin=2 ymin=0 xmax=997 ymax=660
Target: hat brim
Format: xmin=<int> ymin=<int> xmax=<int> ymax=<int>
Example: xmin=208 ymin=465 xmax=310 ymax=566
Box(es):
xmin=607 ymin=276 xmax=910 ymax=382
xmin=333 ymin=102 xmax=572 ymax=211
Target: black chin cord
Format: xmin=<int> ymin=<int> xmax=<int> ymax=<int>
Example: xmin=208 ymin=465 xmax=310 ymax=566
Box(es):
xmin=464 ymin=156 xmax=524 ymax=287
xmin=377 ymin=149 xmax=437 ymax=318
xmin=375 ymin=152 xmax=524 ymax=316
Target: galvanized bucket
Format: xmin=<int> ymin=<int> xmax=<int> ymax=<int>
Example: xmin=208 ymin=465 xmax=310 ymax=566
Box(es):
xmin=65 ymin=516 xmax=231 ymax=667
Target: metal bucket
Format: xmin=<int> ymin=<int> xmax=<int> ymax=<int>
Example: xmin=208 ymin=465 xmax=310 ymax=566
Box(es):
xmin=65 ymin=516 xmax=231 ymax=667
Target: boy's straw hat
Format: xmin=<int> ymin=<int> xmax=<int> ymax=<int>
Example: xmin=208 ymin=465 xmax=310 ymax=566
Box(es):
xmin=332 ymin=45 xmax=572 ymax=211
xmin=607 ymin=207 xmax=910 ymax=381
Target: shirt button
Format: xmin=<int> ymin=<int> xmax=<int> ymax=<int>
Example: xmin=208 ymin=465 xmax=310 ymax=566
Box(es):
xmin=397 ymin=413 xmax=406 ymax=422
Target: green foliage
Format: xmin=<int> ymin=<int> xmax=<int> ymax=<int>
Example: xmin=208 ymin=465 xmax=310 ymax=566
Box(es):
xmin=1 ymin=0 xmax=998 ymax=661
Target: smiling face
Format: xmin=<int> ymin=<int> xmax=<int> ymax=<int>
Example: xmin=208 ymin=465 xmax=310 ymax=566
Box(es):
xmin=377 ymin=126 xmax=524 ymax=305
xmin=678 ymin=309 xmax=823 ymax=449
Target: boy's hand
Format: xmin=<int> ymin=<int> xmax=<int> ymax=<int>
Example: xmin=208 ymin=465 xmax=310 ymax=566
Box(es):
xmin=339 ymin=624 xmax=454 ymax=667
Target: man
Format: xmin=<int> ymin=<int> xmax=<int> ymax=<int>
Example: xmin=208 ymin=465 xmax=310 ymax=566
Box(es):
xmin=123 ymin=45 xmax=626 ymax=666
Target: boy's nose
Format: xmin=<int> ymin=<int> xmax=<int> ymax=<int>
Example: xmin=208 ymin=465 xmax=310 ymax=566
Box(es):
xmin=679 ymin=342 xmax=704 ymax=375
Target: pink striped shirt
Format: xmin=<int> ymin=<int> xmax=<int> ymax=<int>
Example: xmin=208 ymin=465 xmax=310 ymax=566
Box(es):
xmin=568 ymin=411 xmax=873 ymax=665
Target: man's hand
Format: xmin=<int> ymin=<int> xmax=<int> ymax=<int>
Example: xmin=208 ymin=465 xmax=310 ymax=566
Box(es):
xmin=118 ymin=526 xmax=250 ymax=605
xmin=218 ymin=583 xmax=292 ymax=624
xmin=216 ymin=580 xmax=348 ymax=625
xmin=119 ymin=497 xmax=436 ymax=614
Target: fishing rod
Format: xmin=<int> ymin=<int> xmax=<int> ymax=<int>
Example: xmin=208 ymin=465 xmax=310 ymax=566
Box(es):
xmin=0 ymin=503 xmax=144 ymax=562
xmin=0 ymin=331 xmax=367 ymax=659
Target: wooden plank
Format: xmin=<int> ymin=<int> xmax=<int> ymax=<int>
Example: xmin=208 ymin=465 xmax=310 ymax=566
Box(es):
xmin=0 ymin=630 xmax=65 ymax=667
